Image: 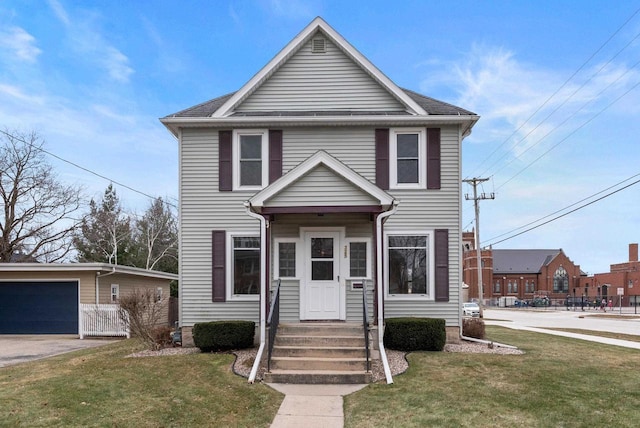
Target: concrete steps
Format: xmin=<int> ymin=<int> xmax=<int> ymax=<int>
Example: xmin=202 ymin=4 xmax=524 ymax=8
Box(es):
xmin=263 ymin=323 xmax=372 ymax=385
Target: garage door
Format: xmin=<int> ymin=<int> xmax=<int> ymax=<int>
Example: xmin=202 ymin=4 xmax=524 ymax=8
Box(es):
xmin=0 ymin=281 xmax=79 ymax=334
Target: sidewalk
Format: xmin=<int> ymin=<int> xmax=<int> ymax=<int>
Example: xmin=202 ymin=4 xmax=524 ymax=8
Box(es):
xmin=268 ymin=384 xmax=366 ymax=428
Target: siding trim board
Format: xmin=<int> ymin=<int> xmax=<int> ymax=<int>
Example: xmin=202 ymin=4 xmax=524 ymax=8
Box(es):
xmin=260 ymin=205 xmax=383 ymax=214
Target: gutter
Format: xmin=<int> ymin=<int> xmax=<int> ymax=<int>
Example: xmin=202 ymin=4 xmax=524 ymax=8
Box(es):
xmin=376 ymin=200 xmax=399 ymax=384
xmin=244 ymin=202 xmax=267 ymax=384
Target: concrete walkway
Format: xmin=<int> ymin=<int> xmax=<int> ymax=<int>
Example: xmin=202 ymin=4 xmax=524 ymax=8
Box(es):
xmin=268 ymin=384 xmax=366 ymax=428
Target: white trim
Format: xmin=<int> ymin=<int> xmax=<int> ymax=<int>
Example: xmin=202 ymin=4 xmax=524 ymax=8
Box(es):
xmin=110 ymin=284 xmax=120 ymax=303
xmin=249 ymin=150 xmax=394 ymax=208
xmin=384 ymin=230 xmax=435 ymax=301
xmin=389 ymin=128 xmax=426 ymax=189
xmin=212 ymin=17 xmax=427 ymax=117
xmin=345 ymin=237 xmax=372 ymax=285
xmin=226 ymin=231 xmax=261 ymax=301
xmin=0 ymin=263 xmax=178 ymax=281
xmin=274 ymin=238 xmax=301 ymax=280
xmin=233 ymin=129 xmax=269 ymax=191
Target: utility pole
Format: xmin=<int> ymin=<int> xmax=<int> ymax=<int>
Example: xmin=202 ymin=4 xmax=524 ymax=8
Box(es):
xmin=463 ymin=177 xmax=494 ymax=317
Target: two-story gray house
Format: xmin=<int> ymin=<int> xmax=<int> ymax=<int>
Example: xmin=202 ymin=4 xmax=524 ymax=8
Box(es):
xmin=161 ymin=17 xmax=479 ymax=384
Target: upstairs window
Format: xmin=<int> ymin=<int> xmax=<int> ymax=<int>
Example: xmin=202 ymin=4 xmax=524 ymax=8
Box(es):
xmin=389 ymin=129 xmax=426 ymax=189
xmin=233 ymin=130 xmax=268 ymax=190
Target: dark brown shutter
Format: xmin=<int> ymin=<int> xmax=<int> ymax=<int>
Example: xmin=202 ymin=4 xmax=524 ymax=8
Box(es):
xmin=375 ymin=128 xmax=389 ymax=190
xmin=219 ymin=130 xmax=232 ymax=191
xmin=212 ymin=230 xmax=226 ymax=302
xmin=434 ymin=229 xmax=449 ymax=302
xmin=269 ymin=130 xmax=283 ymax=184
xmin=427 ymin=128 xmax=441 ymax=190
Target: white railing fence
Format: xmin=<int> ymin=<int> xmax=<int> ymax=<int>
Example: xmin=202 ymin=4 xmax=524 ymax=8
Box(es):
xmin=79 ymin=304 xmax=130 ymax=339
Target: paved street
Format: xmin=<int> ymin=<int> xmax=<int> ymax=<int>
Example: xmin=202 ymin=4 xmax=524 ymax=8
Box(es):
xmin=483 ymin=307 xmax=640 ymax=349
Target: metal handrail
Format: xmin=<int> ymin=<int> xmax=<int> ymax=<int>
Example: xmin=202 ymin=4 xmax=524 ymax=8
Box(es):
xmin=267 ymin=279 xmax=281 ymax=372
xmin=362 ymin=280 xmax=371 ymax=372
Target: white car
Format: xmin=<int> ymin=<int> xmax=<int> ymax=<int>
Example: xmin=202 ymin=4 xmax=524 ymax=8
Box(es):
xmin=462 ymin=302 xmax=480 ymax=317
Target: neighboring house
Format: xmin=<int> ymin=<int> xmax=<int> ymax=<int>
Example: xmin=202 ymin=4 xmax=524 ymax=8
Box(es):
xmin=0 ymin=263 xmax=177 ymax=335
xmin=161 ymin=17 xmax=478 ymax=382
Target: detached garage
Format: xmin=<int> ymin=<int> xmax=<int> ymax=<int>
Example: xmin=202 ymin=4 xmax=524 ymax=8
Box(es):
xmin=0 ymin=281 xmax=79 ymax=334
xmin=0 ymin=263 xmax=178 ymax=336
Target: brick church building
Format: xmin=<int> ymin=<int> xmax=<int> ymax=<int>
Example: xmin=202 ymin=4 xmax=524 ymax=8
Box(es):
xmin=463 ymin=231 xmax=640 ymax=307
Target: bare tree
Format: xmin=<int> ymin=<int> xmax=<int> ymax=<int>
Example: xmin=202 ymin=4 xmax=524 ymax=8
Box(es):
xmin=134 ymin=197 xmax=178 ymax=271
xmin=0 ymin=130 xmax=83 ymax=262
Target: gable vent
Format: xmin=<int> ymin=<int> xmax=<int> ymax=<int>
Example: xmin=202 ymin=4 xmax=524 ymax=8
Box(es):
xmin=311 ymin=37 xmax=327 ymax=54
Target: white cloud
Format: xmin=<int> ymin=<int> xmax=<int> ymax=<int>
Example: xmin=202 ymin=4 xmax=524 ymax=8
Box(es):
xmin=0 ymin=26 xmax=41 ymax=63
xmin=102 ymin=46 xmax=134 ymax=83
xmin=45 ymin=1 xmax=134 ymax=83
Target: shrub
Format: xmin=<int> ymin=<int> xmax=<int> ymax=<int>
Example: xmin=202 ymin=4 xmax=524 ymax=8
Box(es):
xmin=383 ymin=317 xmax=446 ymax=351
xmin=193 ymin=320 xmax=255 ymax=352
xmin=117 ymin=288 xmax=169 ymax=350
xmin=151 ymin=325 xmax=173 ymax=349
xmin=463 ymin=317 xmax=485 ymax=339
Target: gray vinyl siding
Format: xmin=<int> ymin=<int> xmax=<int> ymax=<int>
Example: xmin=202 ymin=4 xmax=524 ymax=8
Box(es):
xmin=346 ymin=282 xmax=374 ymax=322
xmin=179 ymin=125 xmax=461 ymax=327
xmin=266 ymin=164 xmax=378 ymax=207
xmin=180 ymin=129 xmax=261 ymax=326
xmin=236 ymin=38 xmax=405 ymax=112
xmin=382 ymin=126 xmax=461 ymax=326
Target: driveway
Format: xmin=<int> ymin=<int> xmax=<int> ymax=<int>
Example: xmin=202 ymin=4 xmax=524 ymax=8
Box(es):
xmin=0 ymin=335 xmax=118 ymax=368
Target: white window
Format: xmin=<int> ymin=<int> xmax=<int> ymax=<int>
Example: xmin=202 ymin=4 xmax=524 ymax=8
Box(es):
xmin=389 ymin=128 xmax=426 ymax=189
xmin=346 ymin=238 xmax=371 ymax=280
xmin=110 ymin=284 xmax=119 ymax=303
xmin=233 ymin=129 xmax=268 ymax=190
xmin=155 ymin=287 xmax=163 ymax=302
xmin=274 ymin=238 xmax=298 ymax=279
xmin=227 ymin=232 xmax=261 ymax=300
xmin=385 ymin=231 xmax=434 ymax=299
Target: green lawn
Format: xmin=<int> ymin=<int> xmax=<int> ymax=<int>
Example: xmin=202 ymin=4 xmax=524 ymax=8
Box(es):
xmin=345 ymin=326 xmax=640 ymax=428
xmin=0 ymin=340 xmax=282 ymax=427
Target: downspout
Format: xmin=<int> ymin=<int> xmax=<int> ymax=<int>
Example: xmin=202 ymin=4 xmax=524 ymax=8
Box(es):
xmin=459 ymin=322 xmax=518 ymax=349
xmin=377 ymin=200 xmax=399 ymax=384
xmin=244 ymin=201 xmax=267 ymax=384
xmin=95 ymin=266 xmax=117 ymax=304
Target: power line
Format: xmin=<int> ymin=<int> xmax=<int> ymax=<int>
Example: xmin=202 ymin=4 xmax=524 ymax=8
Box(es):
xmin=483 ymin=177 xmax=640 ymax=247
xmin=497 ymin=76 xmax=640 ymax=190
xmin=0 ymin=128 xmax=178 ymax=210
xmin=467 ymin=5 xmax=640 ymax=180
xmin=485 ymin=172 xmax=640 ymax=242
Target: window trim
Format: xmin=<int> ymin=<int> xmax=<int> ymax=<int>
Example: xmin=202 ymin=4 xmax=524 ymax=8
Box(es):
xmin=274 ymin=238 xmax=300 ymax=280
xmin=384 ymin=230 xmax=435 ymax=300
xmin=233 ymin=129 xmax=269 ymax=190
xmin=345 ymin=238 xmax=372 ymax=284
xmin=389 ymin=128 xmax=426 ymax=189
xmin=110 ymin=284 xmax=119 ymax=303
xmin=226 ymin=231 xmax=261 ymax=301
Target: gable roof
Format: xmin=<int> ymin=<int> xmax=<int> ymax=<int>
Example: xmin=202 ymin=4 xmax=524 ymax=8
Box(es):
xmin=213 ymin=17 xmax=426 ymax=118
xmin=161 ymin=17 xmax=479 ymax=137
xmin=492 ymin=249 xmax=562 ymax=274
xmin=248 ymin=150 xmax=395 ymax=211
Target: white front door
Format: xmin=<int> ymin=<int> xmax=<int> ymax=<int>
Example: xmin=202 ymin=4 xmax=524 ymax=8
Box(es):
xmin=301 ymin=230 xmax=343 ymax=320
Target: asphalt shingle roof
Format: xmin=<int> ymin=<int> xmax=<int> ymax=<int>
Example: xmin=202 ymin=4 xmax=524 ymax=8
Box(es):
xmin=492 ymin=249 xmax=561 ymax=274
xmin=164 ymin=89 xmax=476 ymax=118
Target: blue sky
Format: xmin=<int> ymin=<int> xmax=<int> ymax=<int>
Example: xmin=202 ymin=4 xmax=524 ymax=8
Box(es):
xmin=1 ymin=0 xmax=639 ymax=274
